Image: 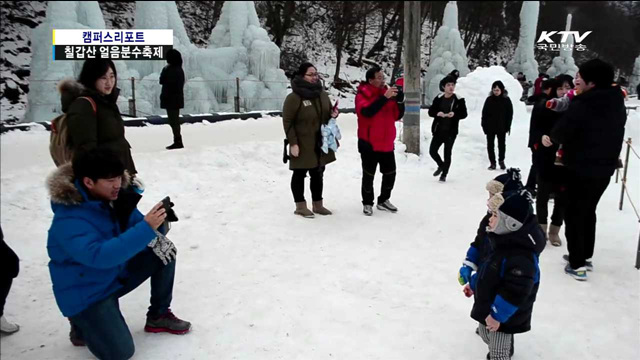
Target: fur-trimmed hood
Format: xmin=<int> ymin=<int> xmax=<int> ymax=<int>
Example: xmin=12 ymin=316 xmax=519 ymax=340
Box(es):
xmin=46 ymin=163 xmax=131 ymax=206
xmin=58 ymin=78 xmax=86 ymax=113
xmin=57 ymin=78 xmax=120 ymax=112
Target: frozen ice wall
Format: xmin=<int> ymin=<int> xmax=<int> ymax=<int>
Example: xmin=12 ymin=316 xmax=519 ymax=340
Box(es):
xmin=423 ymin=1 xmax=471 ymax=104
xmin=629 ymin=55 xmax=640 ymax=95
xmin=208 ymin=1 xmax=287 ymax=111
xmin=506 ymin=1 xmax=540 ymax=85
xmin=132 ymin=0 xmax=286 ymax=114
xmin=24 ymin=0 xmax=288 ymax=122
xmin=23 ymin=1 xmax=106 ymax=123
xmin=546 ymin=14 xmax=578 ymax=78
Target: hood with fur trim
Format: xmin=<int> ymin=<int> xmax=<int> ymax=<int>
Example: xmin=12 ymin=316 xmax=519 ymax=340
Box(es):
xmin=46 ymin=163 xmax=130 ymax=206
xmin=57 ymin=79 xmax=86 ymax=113
xmin=57 ymin=78 xmax=121 ymax=112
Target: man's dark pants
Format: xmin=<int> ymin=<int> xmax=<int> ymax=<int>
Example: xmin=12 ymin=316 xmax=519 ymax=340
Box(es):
xmin=564 ymin=171 xmax=611 ymax=269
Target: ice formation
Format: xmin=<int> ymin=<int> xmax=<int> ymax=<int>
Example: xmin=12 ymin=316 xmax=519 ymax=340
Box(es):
xmin=506 ymin=1 xmax=540 ymax=86
xmin=23 ymin=0 xmax=287 ymax=123
xmin=423 ymin=1 xmax=471 ymax=104
xmin=629 ymin=55 xmax=640 ymax=95
xmin=546 ymin=14 xmax=579 ymax=78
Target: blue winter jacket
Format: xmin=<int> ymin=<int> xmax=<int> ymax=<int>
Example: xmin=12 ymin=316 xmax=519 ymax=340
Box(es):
xmin=46 ymin=164 xmax=156 ymax=317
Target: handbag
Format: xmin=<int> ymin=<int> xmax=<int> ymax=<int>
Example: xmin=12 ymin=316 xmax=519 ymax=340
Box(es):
xmin=283 ymin=100 xmax=303 ymax=164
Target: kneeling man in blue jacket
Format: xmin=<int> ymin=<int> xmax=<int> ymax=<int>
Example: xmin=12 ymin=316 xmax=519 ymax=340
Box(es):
xmin=46 ymin=148 xmax=190 ymax=360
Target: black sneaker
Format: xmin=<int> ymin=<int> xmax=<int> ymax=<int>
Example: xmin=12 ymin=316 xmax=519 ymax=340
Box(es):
xmin=166 ymin=142 xmax=184 ymax=150
xmin=433 ymin=168 xmax=443 ymax=176
xmin=439 ymin=174 xmax=446 ymax=182
xmin=499 ymin=161 xmax=506 ymax=170
xmin=363 ymin=205 xmax=373 ymax=216
xmin=488 ymin=163 xmax=496 ymax=170
xmin=376 ymin=200 xmax=398 ymax=213
xmin=145 ymin=310 xmax=191 ymax=335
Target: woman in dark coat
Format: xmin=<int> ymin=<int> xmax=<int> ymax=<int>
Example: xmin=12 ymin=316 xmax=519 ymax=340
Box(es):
xmin=160 ymin=49 xmax=186 ymax=149
xmin=535 ymin=81 xmax=567 ymax=246
xmin=481 ymin=81 xmax=513 ymax=170
xmin=63 ymin=59 xmax=138 ymax=177
xmin=282 ymin=63 xmax=338 ymax=218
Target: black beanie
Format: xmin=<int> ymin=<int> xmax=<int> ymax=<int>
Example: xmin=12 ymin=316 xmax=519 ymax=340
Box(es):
xmin=439 ymin=75 xmax=457 ymax=91
xmin=498 ymin=190 xmax=533 ymax=224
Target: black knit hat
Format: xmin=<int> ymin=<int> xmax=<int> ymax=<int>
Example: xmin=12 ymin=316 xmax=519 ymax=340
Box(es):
xmin=487 ymin=189 xmax=534 ymax=234
xmin=439 ymin=75 xmax=457 ymax=91
xmin=499 ymin=190 xmax=533 ymax=224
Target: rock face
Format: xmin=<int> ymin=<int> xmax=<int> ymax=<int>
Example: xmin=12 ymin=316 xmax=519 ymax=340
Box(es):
xmin=1 ymin=1 xmax=47 ymax=123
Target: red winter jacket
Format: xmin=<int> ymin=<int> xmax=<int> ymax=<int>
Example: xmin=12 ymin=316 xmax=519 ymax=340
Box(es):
xmin=355 ymin=83 xmax=403 ymax=152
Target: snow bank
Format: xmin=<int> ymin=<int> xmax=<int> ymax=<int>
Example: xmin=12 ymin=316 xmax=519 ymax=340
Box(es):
xmin=455 ymin=66 xmax=526 ymax=116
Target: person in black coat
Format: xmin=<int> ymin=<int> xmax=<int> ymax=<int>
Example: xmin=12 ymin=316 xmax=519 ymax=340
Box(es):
xmin=160 ymin=49 xmax=186 ymax=150
xmin=481 ymin=81 xmax=513 ymax=170
xmin=550 ymin=59 xmax=627 ymax=280
xmin=532 ymin=81 xmax=566 ymax=247
xmin=525 ymin=79 xmax=560 ymax=194
xmin=0 ymin=226 xmax=20 ymax=334
xmin=463 ymin=190 xmax=545 ymax=360
xmin=428 ymin=75 xmax=468 ymax=182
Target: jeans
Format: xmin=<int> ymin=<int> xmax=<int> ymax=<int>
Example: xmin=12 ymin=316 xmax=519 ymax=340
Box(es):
xmin=70 ymin=248 xmax=176 ymax=360
xmin=361 ymin=150 xmax=396 ymax=205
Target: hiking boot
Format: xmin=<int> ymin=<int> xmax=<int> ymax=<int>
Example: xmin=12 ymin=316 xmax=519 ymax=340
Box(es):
xmin=433 ymin=168 xmax=443 ymax=177
xmin=363 ymin=205 xmax=373 ymax=216
xmin=377 ymin=200 xmax=398 ymax=213
xmin=564 ymin=264 xmax=587 ymax=281
xmin=548 ymin=224 xmax=562 ymax=246
xmin=69 ymin=321 xmax=85 ymax=346
xmin=488 ymin=163 xmax=496 ymax=170
xmin=0 ymin=316 xmax=19 ymax=335
xmin=563 ymin=254 xmax=592 ymax=272
xmin=294 ymin=202 xmax=314 ymax=218
xmin=439 ymin=174 xmax=447 ymax=182
xmin=144 ymin=310 xmax=191 ymax=335
xmin=312 ymin=200 xmax=332 ymax=215
xmin=499 ymin=161 xmax=506 ymax=170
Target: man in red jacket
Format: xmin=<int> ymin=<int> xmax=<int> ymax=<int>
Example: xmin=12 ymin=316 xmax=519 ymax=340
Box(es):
xmin=355 ymin=66 xmax=405 ymax=216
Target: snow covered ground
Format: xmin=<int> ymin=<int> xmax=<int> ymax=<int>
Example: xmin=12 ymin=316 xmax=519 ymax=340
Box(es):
xmin=1 ymin=103 xmax=639 ymax=359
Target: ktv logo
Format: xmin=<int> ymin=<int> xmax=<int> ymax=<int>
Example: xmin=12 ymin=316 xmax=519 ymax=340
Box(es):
xmin=536 ymin=31 xmax=592 ymax=52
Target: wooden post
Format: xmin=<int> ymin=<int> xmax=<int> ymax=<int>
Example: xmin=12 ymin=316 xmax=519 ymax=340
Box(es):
xmin=128 ymin=77 xmax=137 ymax=117
xmin=619 ymin=138 xmax=632 ymax=211
xmin=402 ymin=1 xmax=421 ymax=155
xmin=234 ymin=77 xmax=240 ymax=112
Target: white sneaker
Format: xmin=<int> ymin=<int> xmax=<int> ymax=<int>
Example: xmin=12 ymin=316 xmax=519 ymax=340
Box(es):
xmin=0 ymin=315 xmax=20 ymax=334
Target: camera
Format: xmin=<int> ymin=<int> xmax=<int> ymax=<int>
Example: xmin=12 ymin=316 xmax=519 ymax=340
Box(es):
xmin=161 ymin=196 xmax=179 ymax=222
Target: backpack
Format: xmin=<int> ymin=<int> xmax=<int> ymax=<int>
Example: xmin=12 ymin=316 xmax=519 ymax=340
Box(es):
xmin=49 ymin=96 xmax=97 ymax=167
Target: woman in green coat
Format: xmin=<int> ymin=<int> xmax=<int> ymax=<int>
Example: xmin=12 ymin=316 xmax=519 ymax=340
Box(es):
xmin=282 ymin=63 xmax=338 ymax=218
xmin=61 ymin=59 xmax=138 ymax=178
